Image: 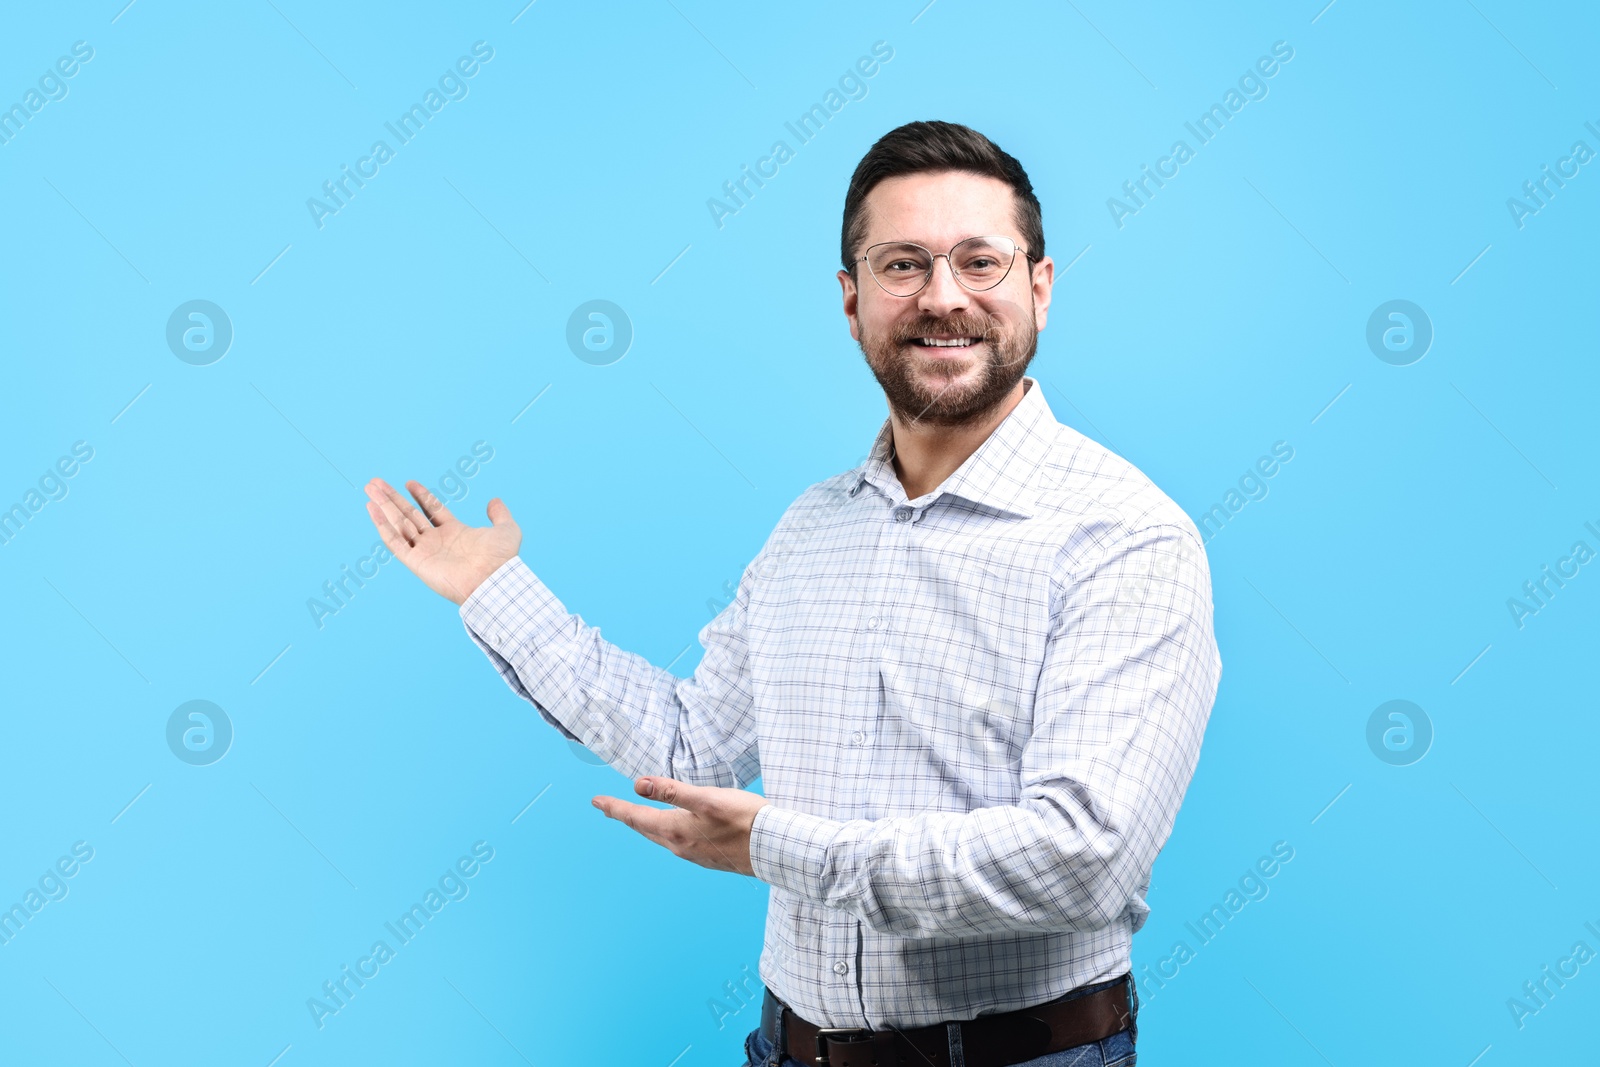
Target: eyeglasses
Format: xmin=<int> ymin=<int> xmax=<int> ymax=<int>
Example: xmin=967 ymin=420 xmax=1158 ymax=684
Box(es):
xmin=856 ymin=235 xmax=1035 ymax=297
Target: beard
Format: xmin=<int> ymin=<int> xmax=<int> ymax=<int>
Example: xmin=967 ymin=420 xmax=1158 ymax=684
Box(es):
xmin=857 ymin=295 xmax=1038 ymax=429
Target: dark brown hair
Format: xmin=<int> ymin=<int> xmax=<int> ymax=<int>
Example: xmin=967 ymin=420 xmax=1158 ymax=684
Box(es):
xmin=840 ymin=120 xmax=1045 ymax=271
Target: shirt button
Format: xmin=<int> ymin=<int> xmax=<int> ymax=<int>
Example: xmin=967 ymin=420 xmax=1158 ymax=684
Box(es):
xmin=851 ymin=730 xmax=865 ymax=745
xmin=833 ymin=961 xmax=849 ymax=975
xmin=894 ymin=507 xmax=911 ymax=522
xmin=866 ymin=616 xmax=881 ymax=629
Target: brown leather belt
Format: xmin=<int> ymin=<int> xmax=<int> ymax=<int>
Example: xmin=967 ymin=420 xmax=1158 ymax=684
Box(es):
xmin=759 ymin=975 xmax=1134 ymax=1067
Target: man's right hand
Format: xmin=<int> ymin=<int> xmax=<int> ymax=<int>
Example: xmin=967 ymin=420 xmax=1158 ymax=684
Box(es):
xmin=364 ymin=477 xmax=522 ymax=606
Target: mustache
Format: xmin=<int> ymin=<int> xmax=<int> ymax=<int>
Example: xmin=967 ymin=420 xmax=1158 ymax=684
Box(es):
xmin=890 ymin=315 xmax=1003 ymax=344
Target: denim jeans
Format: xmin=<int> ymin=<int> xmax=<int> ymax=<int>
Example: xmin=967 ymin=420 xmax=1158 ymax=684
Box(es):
xmin=741 ymin=975 xmax=1137 ymax=1067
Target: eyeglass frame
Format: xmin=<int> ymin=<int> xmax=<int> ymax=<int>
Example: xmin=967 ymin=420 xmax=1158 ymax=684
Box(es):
xmin=851 ymin=234 xmax=1039 ymax=298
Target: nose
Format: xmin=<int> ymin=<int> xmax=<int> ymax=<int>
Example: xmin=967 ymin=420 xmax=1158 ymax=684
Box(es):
xmin=915 ymin=254 xmax=971 ymax=318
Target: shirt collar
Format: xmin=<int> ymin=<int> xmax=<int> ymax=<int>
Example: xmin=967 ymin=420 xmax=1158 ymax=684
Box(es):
xmin=849 ymin=375 xmax=1056 ymax=519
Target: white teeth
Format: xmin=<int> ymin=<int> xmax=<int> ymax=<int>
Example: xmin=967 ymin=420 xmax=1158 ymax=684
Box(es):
xmin=916 ymin=337 xmax=976 ymax=347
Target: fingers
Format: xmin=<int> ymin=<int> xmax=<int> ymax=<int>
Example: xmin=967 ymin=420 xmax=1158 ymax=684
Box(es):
xmin=366 ymin=499 xmax=412 ymax=558
xmin=366 ymin=485 xmax=421 ymax=546
xmin=406 ymin=480 xmax=457 ymax=526
xmin=595 ymin=796 xmax=677 ymax=842
xmin=593 ymin=788 xmax=753 ymax=876
xmin=366 ymin=478 xmax=427 ymax=539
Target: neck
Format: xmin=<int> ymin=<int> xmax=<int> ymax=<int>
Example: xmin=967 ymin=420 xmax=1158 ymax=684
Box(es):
xmin=888 ymin=378 xmax=1028 ymax=500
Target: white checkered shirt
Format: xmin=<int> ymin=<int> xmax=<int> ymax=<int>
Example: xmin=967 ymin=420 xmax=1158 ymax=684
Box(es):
xmin=459 ymin=375 xmax=1222 ymax=1030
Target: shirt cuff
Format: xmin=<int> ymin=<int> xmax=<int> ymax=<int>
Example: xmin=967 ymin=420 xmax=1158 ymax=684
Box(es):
xmin=458 ymin=556 xmax=564 ymax=653
xmin=748 ymin=803 xmax=845 ymax=902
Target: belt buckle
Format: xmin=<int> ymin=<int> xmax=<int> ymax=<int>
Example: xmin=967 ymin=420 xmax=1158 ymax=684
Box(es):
xmin=812 ymin=1025 xmax=872 ymax=1066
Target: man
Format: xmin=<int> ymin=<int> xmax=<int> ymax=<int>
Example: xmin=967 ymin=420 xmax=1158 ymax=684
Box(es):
xmin=364 ymin=120 xmax=1220 ymax=1067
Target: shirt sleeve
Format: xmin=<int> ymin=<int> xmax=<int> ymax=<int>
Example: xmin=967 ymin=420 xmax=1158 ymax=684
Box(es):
xmin=747 ymin=522 xmax=1222 ymax=938
xmin=458 ymin=554 xmax=764 ymax=789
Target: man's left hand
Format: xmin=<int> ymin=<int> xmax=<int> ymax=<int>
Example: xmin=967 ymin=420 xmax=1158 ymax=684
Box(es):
xmin=593 ymin=778 xmax=771 ymax=877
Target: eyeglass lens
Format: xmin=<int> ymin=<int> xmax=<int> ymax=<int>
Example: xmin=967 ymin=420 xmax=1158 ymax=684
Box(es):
xmin=866 ymin=236 xmax=1017 ymax=295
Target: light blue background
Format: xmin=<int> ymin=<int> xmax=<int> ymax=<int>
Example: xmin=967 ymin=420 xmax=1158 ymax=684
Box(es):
xmin=2 ymin=1 xmax=1595 ymax=1064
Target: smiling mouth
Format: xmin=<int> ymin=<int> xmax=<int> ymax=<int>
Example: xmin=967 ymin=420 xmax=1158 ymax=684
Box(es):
xmin=908 ymin=336 xmax=980 ymax=349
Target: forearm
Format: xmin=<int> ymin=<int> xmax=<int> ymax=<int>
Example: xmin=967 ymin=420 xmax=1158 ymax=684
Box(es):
xmin=460 ymin=556 xmax=760 ymax=789
xmin=748 ymin=786 xmax=1158 ymax=938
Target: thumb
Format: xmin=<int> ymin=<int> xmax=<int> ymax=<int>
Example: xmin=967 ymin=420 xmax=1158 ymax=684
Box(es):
xmin=637 ymin=776 xmax=693 ymax=807
xmin=486 ymin=497 xmax=515 ymax=526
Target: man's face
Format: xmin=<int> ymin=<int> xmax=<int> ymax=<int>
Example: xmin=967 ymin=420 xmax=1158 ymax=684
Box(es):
xmin=839 ymin=170 xmax=1055 ymax=428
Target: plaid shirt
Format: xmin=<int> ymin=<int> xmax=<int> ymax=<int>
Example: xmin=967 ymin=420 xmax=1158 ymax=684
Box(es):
xmin=458 ymin=375 xmax=1221 ymax=1029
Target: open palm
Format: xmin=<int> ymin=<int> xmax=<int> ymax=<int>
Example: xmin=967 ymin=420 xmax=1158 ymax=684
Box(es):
xmin=364 ymin=477 xmax=522 ymax=606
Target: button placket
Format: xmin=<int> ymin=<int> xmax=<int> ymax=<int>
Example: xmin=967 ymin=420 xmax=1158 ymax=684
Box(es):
xmin=842 ymin=499 xmax=905 ymax=817
xmin=846 ymin=501 xmax=915 ymax=816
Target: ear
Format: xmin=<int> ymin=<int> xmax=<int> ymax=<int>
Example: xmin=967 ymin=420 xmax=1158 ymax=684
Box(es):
xmin=1028 ymin=255 xmax=1055 ymax=333
xmin=838 ymin=268 xmax=861 ymax=342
